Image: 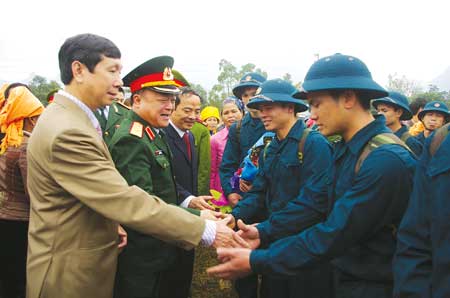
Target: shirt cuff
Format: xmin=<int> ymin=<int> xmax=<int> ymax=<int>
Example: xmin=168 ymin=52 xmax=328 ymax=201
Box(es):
xmin=250 ymin=249 xmax=269 ymax=274
xmin=200 ymin=219 xmax=216 ymax=246
xmin=180 ymin=195 xmax=195 ymax=208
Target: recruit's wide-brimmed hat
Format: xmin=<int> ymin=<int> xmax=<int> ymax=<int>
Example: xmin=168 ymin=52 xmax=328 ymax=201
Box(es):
xmin=232 ymin=72 xmax=267 ymax=98
xmin=247 ymin=78 xmax=308 ymax=112
xmin=418 ymin=100 xmax=450 ymax=121
xmin=372 ymin=91 xmax=413 ymax=120
xmin=293 ymin=53 xmax=388 ymax=100
xmin=123 ymin=56 xmax=184 ymax=94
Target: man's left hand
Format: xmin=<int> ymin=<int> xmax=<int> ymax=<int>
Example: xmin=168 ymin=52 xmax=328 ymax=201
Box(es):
xmin=207 ymin=248 xmax=252 ymax=279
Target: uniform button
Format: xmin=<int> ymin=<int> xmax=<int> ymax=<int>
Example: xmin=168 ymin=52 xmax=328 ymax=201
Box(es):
xmin=105 ymin=131 xmax=109 ymax=136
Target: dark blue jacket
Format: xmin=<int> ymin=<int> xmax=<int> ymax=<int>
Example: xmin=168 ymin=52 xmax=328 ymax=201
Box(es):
xmin=414 ymin=131 xmax=426 ymax=146
xmin=395 ymin=125 xmax=423 ymax=157
xmin=164 ymin=124 xmax=198 ymax=202
xmin=394 ymin=124 xmax=450 ymax=298
xmin=250 ymin=117 xmax=416 ymax=283
xmin=219 ymin=113 xmax=266 ymax=196
xmin=232 ymin=120 xmax=331 ymax=227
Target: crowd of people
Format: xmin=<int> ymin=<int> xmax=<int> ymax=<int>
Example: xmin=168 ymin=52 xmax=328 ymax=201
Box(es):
xmin=0 ymin=33 xmax=449 ymax=298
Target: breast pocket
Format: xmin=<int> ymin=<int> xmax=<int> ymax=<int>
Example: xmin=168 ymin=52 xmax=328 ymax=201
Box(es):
xmin=155 ymin=155 xmax=170 ymax=170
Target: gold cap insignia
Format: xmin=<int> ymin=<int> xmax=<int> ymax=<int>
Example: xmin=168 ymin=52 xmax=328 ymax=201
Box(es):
xmin=163 ymin=67 xmax=174 ymax=81
xmin=245 ymin=75 xmax=252 ymax=81
xmin=434 ymin=103 xmax=441 ymax=107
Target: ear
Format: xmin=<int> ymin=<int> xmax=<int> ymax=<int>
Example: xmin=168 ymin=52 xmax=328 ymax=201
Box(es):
xmin=341 ymin=90 xmax=358 ymax=109
xmin=71 ymin=61 xmax=85 ymax=83
xmin=395 ymin=108 xmax=403 ymax=119
xmin=132 ymin=93 xmax=141 ymax=107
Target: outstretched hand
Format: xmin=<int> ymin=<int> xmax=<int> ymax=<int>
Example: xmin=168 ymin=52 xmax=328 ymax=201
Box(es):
xmin=207 ymin=247 xmax=252 ymax=279
xmin=236 ymin=219 xmax=261 ymax=249
xmin=213 ymin=216 xmax=250 ymax=248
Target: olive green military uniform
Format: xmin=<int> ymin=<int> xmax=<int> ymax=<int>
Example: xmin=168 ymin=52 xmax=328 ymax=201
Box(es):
xmin=108 ymin=111 xmax=200 ymax=298
xmin=95 ymin=101 xmax=129 ymax=144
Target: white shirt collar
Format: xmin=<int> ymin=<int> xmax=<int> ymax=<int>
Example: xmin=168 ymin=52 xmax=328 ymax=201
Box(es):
xmin=169 ymin=120 xmax=188 ymax=138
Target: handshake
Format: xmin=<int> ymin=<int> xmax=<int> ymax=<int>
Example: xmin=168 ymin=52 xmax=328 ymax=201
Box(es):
xmin=206 ymin=216 xmax=262 ymax=280
xmin=210 ymin=216 xmax=261 ymax=250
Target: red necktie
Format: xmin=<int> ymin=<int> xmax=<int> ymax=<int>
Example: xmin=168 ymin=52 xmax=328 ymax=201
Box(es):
xmin=183 ymin=132 xmax=191 ymax=161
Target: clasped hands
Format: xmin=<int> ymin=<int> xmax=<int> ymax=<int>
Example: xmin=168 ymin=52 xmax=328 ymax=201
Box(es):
xmin=207 ymin=218 xmax=262 ymax=280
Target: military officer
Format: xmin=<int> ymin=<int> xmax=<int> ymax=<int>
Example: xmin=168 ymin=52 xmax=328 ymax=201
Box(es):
xmin=372 ymin=91 xmax=423 ymax=156
xmin=108 ymin=56 xmax=222 ymax=298
xmin=230 ymin=79 xmax=333 ymax=298
xmin=94 ymin=94 xmax=130 ymax=144
xmin=208 ymin=53 xmax=417 ymax=298
xmin=414 ymin=100 xmax=449 ymax=145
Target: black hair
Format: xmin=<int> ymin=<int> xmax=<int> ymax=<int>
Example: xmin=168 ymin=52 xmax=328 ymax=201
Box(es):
xmin=118 ymin=86 xmax=124 ymax=94
xmin=4 ymin=83 xmax=31 ymax=100
xmin=1 ymin=83 xmax=32 ymax=110
xmin=328 ymin=89 xmax=371 ymax=110
xmin=175 ymin=87 xmax=203 ymax=109
xmin=58 ymin=33 xmax=121 ymax=85
xmin=409 ymin=97 xmax=428 ymax=116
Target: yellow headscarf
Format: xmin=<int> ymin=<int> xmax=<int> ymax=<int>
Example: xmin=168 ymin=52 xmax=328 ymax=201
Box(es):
xmin=0 ymin=86 xmax=44 ymax=154
xmin=408 ymin=121 xmax=425 ymax=136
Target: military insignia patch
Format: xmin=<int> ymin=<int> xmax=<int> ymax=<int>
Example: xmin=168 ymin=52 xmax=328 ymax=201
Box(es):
xmin=434 ymin=103 xmax=441 ymax=107
xmin=129 ymin=122 xmax=143 ymax=138
xmin=245 ymin=75 xmax=252 ymax=81
xmin=145 ymin=126 xmax=155 ymax=141
xmin=154 ymin=150 xmax=163 ymax=156
xmin=163 ymin=67 xmax=174 ymax=81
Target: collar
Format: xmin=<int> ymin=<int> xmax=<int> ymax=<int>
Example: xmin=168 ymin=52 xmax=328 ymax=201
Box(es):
xmin=345 ymin=115 xmax=391 ymax=156
xmin=169 ymin=120 xmax=188 ymax=138
xmin=394 ymin=125 xmax=408 ymax=137
xmin=58 ymin=90 xmax=101 ymax=134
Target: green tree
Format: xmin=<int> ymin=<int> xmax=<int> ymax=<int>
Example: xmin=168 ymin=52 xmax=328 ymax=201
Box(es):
xmin=28 ymin=75 xmax=61 ymax=105
xmin=387 ymin=73 xmax=422 ymax=97
xmin=189 ymin=83 xmax=208 ymax=106
xmin=208 ymin=59 xmax=267 ymax=106
xmin=282 ymin=73 xmax=293 ymax=84
xmin=412 ymin=85 xmax=450 ymax=106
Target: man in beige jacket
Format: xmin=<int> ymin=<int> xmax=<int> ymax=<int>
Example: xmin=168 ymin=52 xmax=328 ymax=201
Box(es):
xmin=26 ymin=33 xmax=239 ymax=298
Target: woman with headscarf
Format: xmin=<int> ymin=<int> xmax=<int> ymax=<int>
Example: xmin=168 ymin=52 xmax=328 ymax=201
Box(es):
xmin=209 ymin=97 xmax=243 ymax=211
xmin=0 ymin=84 xmax=44 ymax=298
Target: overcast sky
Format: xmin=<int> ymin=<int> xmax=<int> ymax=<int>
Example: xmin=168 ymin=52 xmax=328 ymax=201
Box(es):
xmin=1 ymin=0 xmax=448 ymax=90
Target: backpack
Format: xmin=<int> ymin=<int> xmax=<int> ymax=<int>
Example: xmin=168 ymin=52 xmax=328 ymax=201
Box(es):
xmin=355 ymin=133 xmax=413 ymax=174
xmin=263 ymin=128 xmax=312 ymax=164
xmin=429 ymin=123 xmax=450 ymax=156
xmin=354 ymin=132 xmax=414 ymax=237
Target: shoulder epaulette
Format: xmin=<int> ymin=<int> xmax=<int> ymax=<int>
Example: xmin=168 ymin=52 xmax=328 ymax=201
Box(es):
xmin=145 ymin=126 xmax=155 ymax=141
xmin=115 ymin=101 xmax=131 ymax=110
xmin=129 ymin=121 xmax=143 ymax=138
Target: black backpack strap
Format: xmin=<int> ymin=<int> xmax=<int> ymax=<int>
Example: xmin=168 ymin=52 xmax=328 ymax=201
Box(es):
xmin=297 ymin=128 xmax=311 ymax=164
xmin=235 ymin=119 xmax=243 ymax=148
xmin=355 ymin=133 xmax=411 ymax=174
xmin=430 ymin=123 xmax=450 ymax=156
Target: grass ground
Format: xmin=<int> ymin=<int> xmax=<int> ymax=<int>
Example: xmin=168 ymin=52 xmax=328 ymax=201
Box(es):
xmin=191 ymin=246 xmax=238 ymax=298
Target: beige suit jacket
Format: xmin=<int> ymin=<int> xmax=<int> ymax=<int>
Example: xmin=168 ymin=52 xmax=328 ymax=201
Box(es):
xmin=26 ymin=94 xmax=205 ymax=298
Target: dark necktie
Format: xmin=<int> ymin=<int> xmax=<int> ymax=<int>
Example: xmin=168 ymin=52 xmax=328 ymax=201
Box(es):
xmin=98 ymin=108 xmax=107 ymax=130
xmin=183 ymin=132 xmax=191 ymax=161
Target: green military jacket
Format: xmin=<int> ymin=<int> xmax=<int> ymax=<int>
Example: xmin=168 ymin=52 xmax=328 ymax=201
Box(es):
xmin=190 ymin=121 xmax=211 ymax=196
xmin=108 ymin=111 xmax=200 ymax=295
xmin=95 ymin=101 xmax=129 ymax=144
